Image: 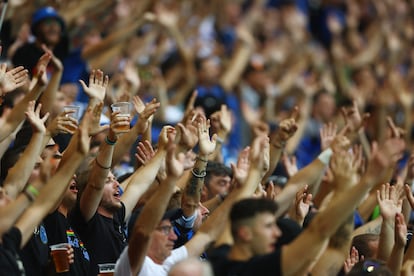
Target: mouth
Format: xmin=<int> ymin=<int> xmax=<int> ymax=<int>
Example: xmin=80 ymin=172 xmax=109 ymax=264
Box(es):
xmin=113 ymin=191 xmax=121 ymax=200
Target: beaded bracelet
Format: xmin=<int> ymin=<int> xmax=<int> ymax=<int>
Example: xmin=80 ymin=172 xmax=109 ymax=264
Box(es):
xmin=105 ymin=136 xmax=117 ymax=146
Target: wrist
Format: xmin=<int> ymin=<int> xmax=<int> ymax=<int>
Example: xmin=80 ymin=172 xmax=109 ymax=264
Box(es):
xmin=105 ymin=135 xmax=117 ymax=146
xmin=24 ymin=184 xmax=40 ymax=202
xmin=318 ymin=148 xmax=333 ymax=165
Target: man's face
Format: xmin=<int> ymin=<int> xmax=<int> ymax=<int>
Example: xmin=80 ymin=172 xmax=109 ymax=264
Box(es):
xmin=203 ymin=174 xmax=231 ymax=201
xmin=193 ymin=202 xmax=210 ymax=232
xmin=100 ymin=172 xmax=122 ymax=212
xmin=62 ymin=175 xmax=78 ymax=209
xmin=248 ymin=213 xmax=281 ymax=255
xmin=148 ymin=220 xmax=178 ymax=264
xmin=36 ymin=18 xmax=62 ymax=46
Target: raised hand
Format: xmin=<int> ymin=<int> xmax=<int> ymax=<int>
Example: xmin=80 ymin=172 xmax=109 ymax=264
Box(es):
xmin=41 ymin=44 xmax=63 ymax=72
xmin=34 ymin=52 xmax=51 ymax=86
xmin=365 ymin=139 xmax=405 ymax=178
xmin=0 ymin=64 xmax=28 ymax=94
xmin=294 ymin=184 xmax=312 ymax=224
xmin=404 ymin=184 xmax=414 ymax=210
xmin=330 ymin=151 xmax=358 ymax=190
xmin=47 ymin=111 xmax=78 ymax=135
xmin=25 ymin=101 xmax=49 ymax=133
xmin=271 ymin=106 xmax=299 ymax=148
xmin=133 ymin=96 xmax=160 ymax=133
xmin=157 ymin=125 xmax=175 ymax=150
xmin=197 ymin=115 xmax=217 ymax=156
xmin=330 ymin=133 xmax=351 ymax=153
xmin=344 ymin=246 xmax=363 ymax=274
xmin=231 ymin=146 xmax=250 ymax=185
xmin=320 ymin=122 xmax=338 ymax=151
xmin=282 ymin=153 xmax=298 ymax=177
xmin=210 ymin=105 xmax=232 ymax=138
xmin=109 ymin=110 xmax=130 ymax=138
xmin=395 ymin=213 xmax=407 ymax=248
xmin=250 ymin=134 xmax=270 ymax=172
xmin=79 ymin=69 xmax=109 ymax=101
xmin=88 ymin=102 xmax=109 ymax=136
xmin=165 ymin=135 xmax=185 ymax=179
xmin=175 ymin=118 xmax=199 ymax=152
xmin=181 ymin=90 xmax=197 ymax=123
xmin=377 ymin=183 xmax=402 ymax=221
xmin=386 ymin=116 xmax=405 ymax=139
xmin=135 ymin=140 xmax=156 ymax=167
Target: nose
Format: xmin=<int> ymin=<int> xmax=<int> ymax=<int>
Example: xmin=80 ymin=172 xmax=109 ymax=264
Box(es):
xmin=199 ymin=202 xmax=210 ymax=216
xmin=168 ymin=229 xmax=178 ymax=241
xmin=273 ymin=225 xmax=282 ymax=238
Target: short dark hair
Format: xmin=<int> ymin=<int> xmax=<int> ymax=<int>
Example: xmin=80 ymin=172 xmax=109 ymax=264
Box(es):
xmin=347 ymin=259 xmax=391 ymax=276
xmin=205 ymin=161 xmax=232 ymax=187
xmin=230 ymin=198 xmax=278 ymax=238
xmin=351 ymin=234 xmax=379 ymax=259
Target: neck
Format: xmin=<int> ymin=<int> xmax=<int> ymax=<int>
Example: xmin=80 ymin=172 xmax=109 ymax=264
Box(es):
xmin=57 ymin=205 xmax=69 ymax=217
xmin=97 ymin=206 xmax=114 ymax=219
xmin=228 ymin=243 xmax=253 ymax=261
xmin=148 ymin=253 xmax=165 ymax=265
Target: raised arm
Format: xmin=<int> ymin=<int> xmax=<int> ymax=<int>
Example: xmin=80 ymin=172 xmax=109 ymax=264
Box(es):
xmin=127 ymin=135 xmax=184 ymax=275
xmin=376 ymin=183 xmax=402 ymax=261
xmin=79 ymin=109 xmax=126 ymax=221
xmin=181 ymin=115 xmax=217 ymax=217
xmin=263 ymin=107 xmax=299 ymax=184
xmin=14 ymin=108 xmax=91 ymax=247
xmin=0 ymin=60 xmax=49 ymax=142
xmin=112 ymin=96 xmax=159 ymax=167
xmin=387 ymin=213 xmax=407 ymax=275
xmin=281 ymin=137 xmax=405 ymax=276
xmin=37 ymin=45 xmax=63 ymax=116
xmin=3 ymin=101 xmax=49 ymax=199
xmin=186 ymin=134 xmax=269 ymax=257
xmin=120 ymin=126 xmax=172 ymax=220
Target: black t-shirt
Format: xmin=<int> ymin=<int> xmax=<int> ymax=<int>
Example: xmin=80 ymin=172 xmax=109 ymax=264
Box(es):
xmin=210 ymin=245 xmax=283 ymax=276
xmin=19 ymin=223 xmax=50 ymax=276
xmin=12 ymin=41 xmax=68 ymax=77
xmin=69 ymin=202 xmax=127 ymax=275
xmin=44 ymin=210 xmax=91 ymax=276
xmin=0 ymin=227 xmax=25 ymax=275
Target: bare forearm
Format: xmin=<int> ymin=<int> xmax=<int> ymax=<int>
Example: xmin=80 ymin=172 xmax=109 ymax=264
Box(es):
xmin=4 ymin=132 xmax=45 ymax=199
xmin=377 ymin=218 xmax=394 ymax=261
xmin=0 ymin=83 xmax=44 ymax=141
xmin=38 ymin=72 xmax=62 ymax=116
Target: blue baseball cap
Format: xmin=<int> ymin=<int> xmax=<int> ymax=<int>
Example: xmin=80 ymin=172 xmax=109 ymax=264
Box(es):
xmin=31 ymin=6 xmax=65 ymax=35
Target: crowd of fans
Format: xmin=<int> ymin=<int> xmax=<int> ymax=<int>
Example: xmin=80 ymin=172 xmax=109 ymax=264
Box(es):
xmin=1 ymin=0 xmax=414 ymax=275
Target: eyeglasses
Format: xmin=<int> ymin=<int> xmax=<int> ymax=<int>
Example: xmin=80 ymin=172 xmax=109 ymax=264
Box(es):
xmin=156 ymin=225 xmax=173 ymax=235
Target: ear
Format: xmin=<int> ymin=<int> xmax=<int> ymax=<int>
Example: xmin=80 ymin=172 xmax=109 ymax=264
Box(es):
xmin=238 ymin=225 xmax=253 ymax=242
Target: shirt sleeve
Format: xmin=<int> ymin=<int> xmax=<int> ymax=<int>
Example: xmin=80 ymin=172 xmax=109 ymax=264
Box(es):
xmin=163 ymin=246 xmax=188 ymax=272
xmin=114 ymin=246 xmax=131 ymax=276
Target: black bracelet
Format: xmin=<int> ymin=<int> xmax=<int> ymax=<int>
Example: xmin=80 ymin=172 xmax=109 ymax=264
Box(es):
xmin=95 ymin=158 xmax=111 ymax=170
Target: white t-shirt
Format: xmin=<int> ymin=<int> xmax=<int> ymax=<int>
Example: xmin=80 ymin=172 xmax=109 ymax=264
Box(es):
xmin=115 ymin=245 xmax=188 ymax=276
